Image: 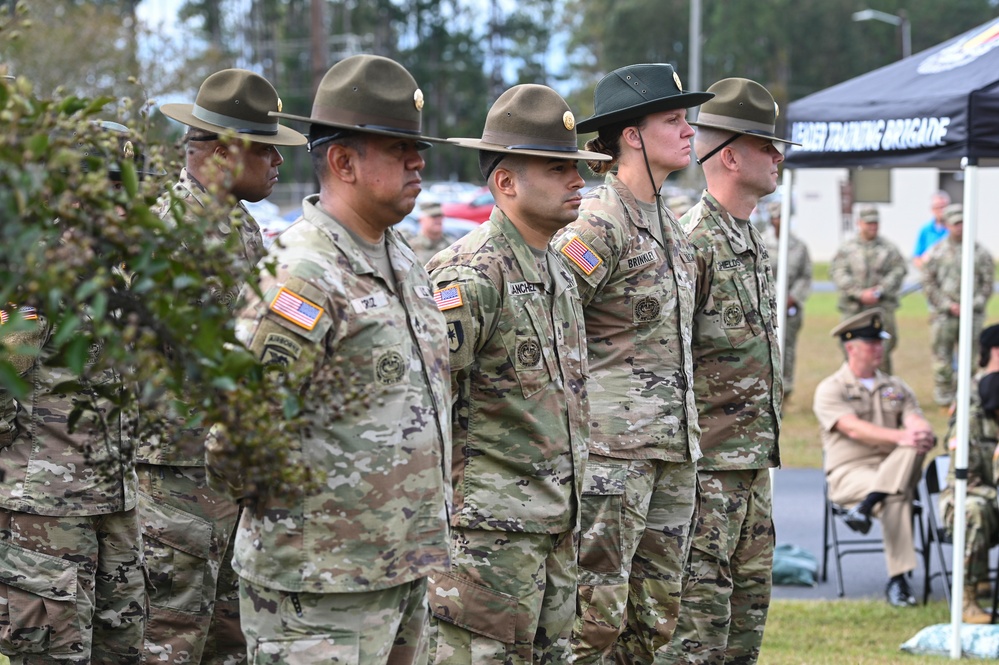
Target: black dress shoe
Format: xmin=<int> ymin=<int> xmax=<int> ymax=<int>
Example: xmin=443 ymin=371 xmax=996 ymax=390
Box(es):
xmin=886 ymin=577 xmax=917 ymax=607
xmin=843 ymin=505 xmax=872 ymax=534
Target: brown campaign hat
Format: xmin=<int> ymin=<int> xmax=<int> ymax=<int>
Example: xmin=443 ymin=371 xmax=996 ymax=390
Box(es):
xmin=160 ymin=69 xmax=306 ymax=146
xmin=576 ymin=63 xmax=713 ymax=134
xmin=271 ymin=54 xmax=444 ymax=148
xmin=691 ymin=77 xmax=799 ymax=146
xmin=449 ymin=84 xmax=610 ymax=163
xmin=831 ymin=308 xmax=891 ymax=341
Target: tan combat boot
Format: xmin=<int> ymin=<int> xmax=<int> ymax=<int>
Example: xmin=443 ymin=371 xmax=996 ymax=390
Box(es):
xmin=963 ymin=586 xmax=992 ymax=624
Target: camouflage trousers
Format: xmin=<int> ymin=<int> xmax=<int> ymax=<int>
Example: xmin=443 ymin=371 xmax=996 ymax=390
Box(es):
xmin=657 ymin=468 xmax=774 ymax=665
xmin=239 ymin=577 xmax=429 ymax=665
xmin=781 ymin=310 xmax=804 ymax=398
xmin=428 ymin=528 xmax=577 ymax=664
xmin=942 ymin=492 xmax=999 ymax=585
xmin=0 ymin=508 xmax=145 ymax=665
xmin=931 ymin=313 xmax=983 ymax=406
xmin=572 ymin=456 xmax=696 ymax=664
xmin=136 ymin=464 xmax=244 ymax=665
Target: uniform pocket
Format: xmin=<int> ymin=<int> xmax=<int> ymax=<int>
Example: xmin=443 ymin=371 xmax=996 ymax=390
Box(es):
xmin=578 ymin=462 xmax=628 ymax=575
xmin=138 ymin=492 xmax=214 ymax=613
xmin=0 ymin=540 xmax=80 ymax=656
xmin=428 ymin=570 xmax=518 ymax=644
xmin=719 ymin=278 xmax=760 ymax=349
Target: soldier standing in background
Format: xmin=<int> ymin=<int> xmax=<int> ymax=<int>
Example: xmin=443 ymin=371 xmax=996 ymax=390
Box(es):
xmin=137 ymin=70 xmax=306 ymax=665
xmin=551 ymin=62 xmax=712 ymax=664
xmin=829 ymin=205 xmax=907 ymax=374
xmin=215 ymin=54 xmax=452 ymax=664
xmin=406 ymin=200 xmax=456 ymax=266
xmin=0 ymin=124 xmax=147 ymax=665
xmin=921 ymin=203 xmax=994 ymax=406
xmin=660 ymin=78 xmax=793 ymax=665
xmin=425 ymin=84 xmax=601 ymax=664
xmin=764 ymin=200 xmax=811 ymax=399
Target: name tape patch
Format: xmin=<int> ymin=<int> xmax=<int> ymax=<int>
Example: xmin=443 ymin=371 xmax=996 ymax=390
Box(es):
xmin=351 ymin=291 xmax=389 ymax=313
xmin=508 ymin=281 xmax=538 ymax=296
xmin=269 ymin=287 xmax=324 ymax=331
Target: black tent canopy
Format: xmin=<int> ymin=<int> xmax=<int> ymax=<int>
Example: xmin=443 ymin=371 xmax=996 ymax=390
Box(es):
xmin=784 ymin=16 xmax=999 ymax=169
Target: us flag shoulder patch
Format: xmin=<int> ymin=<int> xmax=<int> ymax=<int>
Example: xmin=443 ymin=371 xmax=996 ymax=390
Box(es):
xmin=434 ymin=285 xmax=464 ymax=311
xmin=561 ymin=236 xmax=602 ymax=275
xmin=269 ymin=287 xmax=324 ymax=331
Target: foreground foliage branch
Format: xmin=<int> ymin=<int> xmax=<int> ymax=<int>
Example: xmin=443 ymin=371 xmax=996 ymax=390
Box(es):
xmin=0 ymin=75 xmax=365 ymax=505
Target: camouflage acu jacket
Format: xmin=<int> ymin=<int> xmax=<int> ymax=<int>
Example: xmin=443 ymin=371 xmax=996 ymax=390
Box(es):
xmin=405 ymin=231 xmax=457 ymax=268
xmin=682 ymin=191 xmax=781 ymax=470
xmin=135 ymin=169 xmax=265 ymax=467
xmin=0 ymin=308 xmax=135 ymax=516
xmin=427 ymin=208 xmax=588 ymax=534
xmin=220 ymin=195 xmax=451 ymax=593
xmin=829 ymin=235 xmax=907 ymax=314
xmin=763 ymin=228 xmax=812 ymax=309
xmin=921 ymin=237 xmax=994 ymax=316
xmin=552 ymin=173 xmax=701 ymax=463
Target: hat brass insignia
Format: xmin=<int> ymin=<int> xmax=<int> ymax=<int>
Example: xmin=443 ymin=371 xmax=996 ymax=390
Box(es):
xmin=414 ymin=88 xmax=424 ymax=111
xmin=123 ymin=140 xmax=134 ymax=159
xmin=277 ymin=97 xmax=283 ymax=113
xmin=563 ymin=111 xmax=575 ymax=131
xmin=774 ymin=101 xmax=780 ymax=118
xmin=673 ymin=71 xmax=683 ymax=91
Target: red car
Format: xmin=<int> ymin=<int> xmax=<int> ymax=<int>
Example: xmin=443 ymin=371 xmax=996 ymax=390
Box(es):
xmin=442 ymin=189 xmax=495 ymax=223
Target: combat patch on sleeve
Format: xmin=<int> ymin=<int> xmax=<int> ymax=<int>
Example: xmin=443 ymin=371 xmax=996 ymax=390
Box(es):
xmin=269 ymin=287 xmax=324 ymax=331
xmin=560 ymin=236 xmax=603 ymax=275
xmin=259 ymin=332 xmax=304 ymax=367
xmin=434 ymin=284 xmax=464 ymax=311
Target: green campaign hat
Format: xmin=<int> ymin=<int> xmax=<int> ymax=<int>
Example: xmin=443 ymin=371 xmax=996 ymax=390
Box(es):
xmin=576 ymin=63 xmax=713 ymax=134
xmin=448 ymin=84 xmax=610 ymax=162
xmin=831 ymin=308 xmax=891 ymax=342
xmin=691 ymin=77 xmax=799 ymax=146
xmin=271 ymin=54 xmax=444 ymax=149
xmin=160 ymin=69 xmax=306 ymax=146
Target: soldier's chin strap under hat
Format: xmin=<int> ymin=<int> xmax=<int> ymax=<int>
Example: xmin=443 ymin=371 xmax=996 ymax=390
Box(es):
xmin=447 ymin=83 xmax=611 ymax=171
xmin=692 ymin=77 xmax=799 ymax=164
xmin=575 ymin=63 xmax=712 ymax=262
xmin=271 ymin=54 xmax=445 ymax=151
xmin=160 ymin=69 xmax=306 ymax=147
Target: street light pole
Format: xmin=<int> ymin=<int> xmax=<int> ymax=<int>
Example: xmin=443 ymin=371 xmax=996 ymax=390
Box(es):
xmin=852 ymin=8 xmax=912 ymax=59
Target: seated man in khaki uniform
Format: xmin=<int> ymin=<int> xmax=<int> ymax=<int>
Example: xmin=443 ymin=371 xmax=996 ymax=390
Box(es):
xmin=813 ymin=309 xmax=936 ymax=607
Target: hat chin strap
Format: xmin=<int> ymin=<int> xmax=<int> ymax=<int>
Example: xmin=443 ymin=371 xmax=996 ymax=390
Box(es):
xmin=696 ymin=133 xmax=740 ymax=165
xmin=636 ymin=128 xmax=672 ymax=268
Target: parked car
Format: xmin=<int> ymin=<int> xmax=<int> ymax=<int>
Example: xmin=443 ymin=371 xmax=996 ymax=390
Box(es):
xmin=442 ymin=188 xmax=494 ymax=223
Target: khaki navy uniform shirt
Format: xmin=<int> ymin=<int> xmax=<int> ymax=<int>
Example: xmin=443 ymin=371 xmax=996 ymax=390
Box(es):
xmin=427 ymin=208 xmax=588 ymax=534
xmin=223 ymin=194 xmax=451 ymax=593
xmin=813 ymin=363 xmax=922 ymax=473
xmin=136 ymin=169 xmax=265 ymax=466
xmin=682 ymin=191 xmax=781 ymax=470
xmin=553 ymin=173 xmax=701 ymax=462
xmin=829 ymin=235 xmax=907 ymax=315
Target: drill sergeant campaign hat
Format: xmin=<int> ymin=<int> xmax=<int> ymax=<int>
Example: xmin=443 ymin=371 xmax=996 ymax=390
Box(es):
xmin=448 ymin=83 xmax=611 ymax=176
xmin=160 ymin=69 xmax=306 ymax=146
xmin=576 ymin=63 xmax=713 ymax=133
xmin=271 ymin=54 xmax=444 ymax=151
xmin=830 ymin=308 xmax=892 ymax=342
xmin=692 ymin=77 xmax=800 ymax=163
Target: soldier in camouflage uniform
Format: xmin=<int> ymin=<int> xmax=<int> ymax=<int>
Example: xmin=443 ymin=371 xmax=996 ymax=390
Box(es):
xmin=550 ymin=63 xmax=713 ymax=664
xmin=921 ymin=203 xmax=994 ymax=406
xmin=0 ymin=125 xmax=147 ymax=665
xmin=829 ymin=205 xmax=907 ymax=374
xmin=211 ymin=54 xmax=452 ymax=665
xmin=137 ymin=70 xmax=306 ymax=665
xmin=659 ymin=79 xmax=792 ymax=665
xmin=941 ymin=362 xmax=999 ymax=623
xmin=406 ymin=201 xmax=457 ymax=267
xmin=763 ymin=201 xmax=811 ymax=398
xmin=424 ymin=84 xmax=601 ymax=665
